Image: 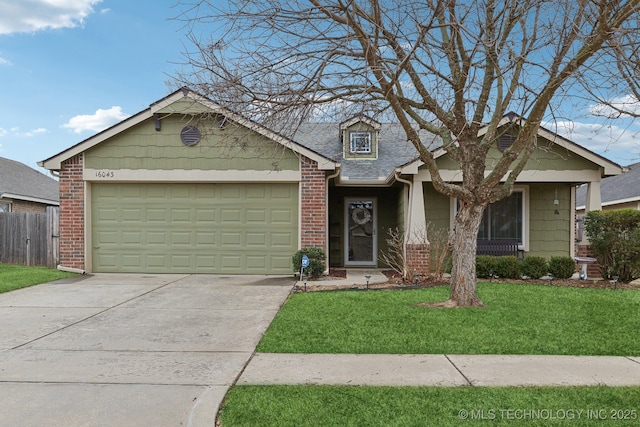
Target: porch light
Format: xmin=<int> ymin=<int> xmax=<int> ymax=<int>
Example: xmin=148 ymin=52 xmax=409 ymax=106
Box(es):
xmin=554 ymin=189 xmax=560 ymax=214
xmin=365 ymin=274 xmax=371 ymax=290
xmin=303 ymin=275 xmax=308 ymax=292
xmin=610 ymin=275 xmax=619 ymax=290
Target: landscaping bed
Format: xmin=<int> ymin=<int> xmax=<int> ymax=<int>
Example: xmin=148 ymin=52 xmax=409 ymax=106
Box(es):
xmin=305 ymin=268 xmax=640 ymax=292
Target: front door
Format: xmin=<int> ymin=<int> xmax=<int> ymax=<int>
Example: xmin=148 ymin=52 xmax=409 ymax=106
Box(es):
xmin=344 ymin=198 xmax=377 ymax=266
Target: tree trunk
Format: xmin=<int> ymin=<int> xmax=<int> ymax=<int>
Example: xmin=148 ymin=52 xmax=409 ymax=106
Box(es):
xmin=447 ymin=202 xmax=486 ymax=307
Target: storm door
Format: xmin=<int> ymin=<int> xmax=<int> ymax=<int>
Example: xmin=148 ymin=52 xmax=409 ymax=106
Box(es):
xmin=344 ymin=198 xmax=377 ymax=266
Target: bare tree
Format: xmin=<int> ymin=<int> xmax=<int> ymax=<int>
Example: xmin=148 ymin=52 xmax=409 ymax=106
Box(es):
xmin=175 ymin=0 xmax=640 ymax=306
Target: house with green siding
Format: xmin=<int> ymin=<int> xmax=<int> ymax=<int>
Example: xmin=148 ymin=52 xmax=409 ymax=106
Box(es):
xmin=39 ymin=88 xmax=621 ymax=274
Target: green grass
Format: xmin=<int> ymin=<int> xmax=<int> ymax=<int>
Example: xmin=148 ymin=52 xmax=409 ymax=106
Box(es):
xmin=219 ymin=385 xmax=640 ymax=426
xmin=0 ymin=263 xmax=77 ymax=294
xmin=257 ymin=283 xmax=640 ymax=355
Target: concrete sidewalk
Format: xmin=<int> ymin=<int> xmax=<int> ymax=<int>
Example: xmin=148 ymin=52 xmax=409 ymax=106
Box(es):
xmin=239 ymin=353 xmax=640 ymax=387
xmin=273 ymin=270 xmax=640 ymax=388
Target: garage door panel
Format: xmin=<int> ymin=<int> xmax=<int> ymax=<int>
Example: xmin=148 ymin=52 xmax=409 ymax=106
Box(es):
xmin=272 ymin=256 xmax=292 ymax=270
xmin=221 ymin=208 xmax=242 ymax=222
xmin=170 ymin=209 xmax=192 ymax=222
xmin=196 ymin=232 xmax=216 ymax=245
xmin=91 ymin=183 xmax=297 ymax=273
xmin=122 ymin=254 xmax=142 ymax=268
xmin=271 ymin=209 xmax=293 ymax=223
xmin=147 ymin=255 xmax=167 ymax=268
xmin=246 ymin=233 xmax=266 ymax=246
xmin=147 ymin=209 xmax=167 ymax=222
xmin=196 ymin=209 xmax=217 ymax=222
xmin=122 ymin=231 xmax=142 ymax=244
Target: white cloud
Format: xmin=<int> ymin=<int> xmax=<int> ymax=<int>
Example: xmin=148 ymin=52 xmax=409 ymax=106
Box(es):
xmin=589 ymin=95 xmax=640 ymax=119
xmin=545 ymin=119 xmax=640 ymax=154
xmin=22 ymin=127 xmax=48 ymax=137
xmin=62 ymin=106 xmax=130 ymax=134
xmin=0 ymin=56 xmax=11 ymax=65
xmin=0 ymin=126 xmax=48 ymax=138
xmin=0 ymin=0 xmax=102 ymax=35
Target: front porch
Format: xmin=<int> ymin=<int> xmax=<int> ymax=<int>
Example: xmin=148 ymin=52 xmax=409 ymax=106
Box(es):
xmin=328 ymin=185 xmax=407 ymax=269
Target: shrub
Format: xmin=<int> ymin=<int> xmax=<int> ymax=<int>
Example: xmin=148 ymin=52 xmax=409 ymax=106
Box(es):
xmin=476 ymin=255 xmax=497 ymax=278
xmin=494 ymin=256 xmax=520 ymax=279
xmin=584 ymin=209 xmax=640 ymax=283
xmin=292 ymin=248 xmax=326 ymax=279
xmin=548 ymin=256 xmax=575 ymax=279
xmin=520 ymin=256 xmax=548 ymax=279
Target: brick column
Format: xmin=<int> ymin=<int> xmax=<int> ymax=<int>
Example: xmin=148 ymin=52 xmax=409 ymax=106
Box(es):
xmin=577 ymin=244 xmax=601 ymax=279
xmin=406 ymin=243 xmax=431 ymax=278
xmin=300 ymin=156 xmax=326 ymax=253
xmin=58 ymin=154 xmax=85 ymax=270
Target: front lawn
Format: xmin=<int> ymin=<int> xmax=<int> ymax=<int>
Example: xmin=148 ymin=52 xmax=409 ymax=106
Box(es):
xmin=0 ymin=263 xmax=77 ymax=294
xmin=220 ymin=385 xmax=640 ymax=426
xmin=257 ymin=283 xmax=640 ymax=355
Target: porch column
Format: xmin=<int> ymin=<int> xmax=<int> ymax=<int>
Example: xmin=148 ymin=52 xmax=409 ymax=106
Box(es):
xmin=585 ymin=180 xmax=602 ymax=213
xmin=405 ymin=180 xmax=430 ymax=277
xmin=407 ymin=181 xmax=428 ymax=243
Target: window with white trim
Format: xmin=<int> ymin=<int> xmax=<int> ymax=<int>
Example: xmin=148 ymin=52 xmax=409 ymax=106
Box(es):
xmin=455 ymin=189 xmax=526 ymax=245
xmin=478 ymin=191 xmax=524 ymax=243
xmin=349 ymin=131 xmax=372 ymax=154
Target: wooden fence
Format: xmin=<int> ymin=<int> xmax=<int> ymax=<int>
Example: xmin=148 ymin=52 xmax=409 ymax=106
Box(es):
xmin=0 ymin=207 xmax=59 ymax=268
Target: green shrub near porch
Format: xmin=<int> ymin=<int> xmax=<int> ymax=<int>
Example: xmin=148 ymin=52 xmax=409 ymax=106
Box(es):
xmin=520 ymin=256 xmax=548 ymax=279
xmin=292 ymin=248 xmax=326 ymax=279
xmin=475 ymin=255 xmax=520 ymax=279
xmin=584 ymin=209 xmax=640 ymax=283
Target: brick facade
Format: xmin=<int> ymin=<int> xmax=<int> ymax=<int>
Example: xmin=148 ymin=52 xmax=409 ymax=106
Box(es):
xmin=576 ymin=244 xmax=601 ymax=279
xmin=58 ymin=154 xmax=85 ymax=270
xmin=406 ymin=243 xmax=431 ymax=278
xmin=300 ymin=156 xmax=327 ymax=253
xmin=4 ymin=199 xmax=52 ymax=213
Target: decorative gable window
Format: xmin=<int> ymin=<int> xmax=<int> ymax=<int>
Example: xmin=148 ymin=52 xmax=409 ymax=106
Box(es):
xmin=349 ymin=131 xmax=372 ymax=154
xmin=497 ymin=133 xmax=516 ymax=151
xmin=340 ymin=115 xmax=380 ymax=160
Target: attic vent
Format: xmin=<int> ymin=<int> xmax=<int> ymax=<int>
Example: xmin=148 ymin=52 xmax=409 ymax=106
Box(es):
xmin=180 ymin=126 xmax=201 ymax=146
xmin=497 ymin=134 xmax=516 ymax=152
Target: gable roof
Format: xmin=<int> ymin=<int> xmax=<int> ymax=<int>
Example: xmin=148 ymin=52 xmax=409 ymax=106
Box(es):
xmin=399 ymin=114 xmax=623 ymax=177
xmin=0 ymin=157 xmax=59 ymax=205
xmin=291 ymin=123 xmax=438 ymax=184
xmin=39 ymin=88 xmax=337 ymax=171
xmin=576 ymin=162 xmax=640 ymax=208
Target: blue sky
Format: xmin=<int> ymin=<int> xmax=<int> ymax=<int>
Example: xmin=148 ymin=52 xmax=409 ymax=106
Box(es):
xmin=0 ymin=0 xmax=186 ymax=170
xmin=0 ymin=0 xmax=639 ymax=174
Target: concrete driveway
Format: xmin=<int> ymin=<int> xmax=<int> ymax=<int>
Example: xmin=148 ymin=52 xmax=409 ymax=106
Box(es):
xmin=0 ymin=273 xmax=294 ymax=427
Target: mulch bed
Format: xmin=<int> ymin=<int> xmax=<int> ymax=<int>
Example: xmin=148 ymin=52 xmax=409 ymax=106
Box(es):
xmin=298 ymin=269 xmax=640 ymax=292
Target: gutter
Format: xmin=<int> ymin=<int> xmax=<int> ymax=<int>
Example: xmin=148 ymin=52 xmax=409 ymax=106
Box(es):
xmin=324 ymin=167 xmax=341 ymax=275
xmin=394 ymin=171 xmax=413 ymax=278
xmin=57 ymin=265 xmax=86 ymax=275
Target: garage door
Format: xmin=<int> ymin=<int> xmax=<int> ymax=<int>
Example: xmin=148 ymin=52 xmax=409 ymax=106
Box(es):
xmin=91 ymin=183 xmax=298 ymax=274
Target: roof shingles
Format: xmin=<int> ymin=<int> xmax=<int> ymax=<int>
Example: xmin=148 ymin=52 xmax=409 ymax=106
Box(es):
xmin=0 ymin=157 xmax=59 ymax=203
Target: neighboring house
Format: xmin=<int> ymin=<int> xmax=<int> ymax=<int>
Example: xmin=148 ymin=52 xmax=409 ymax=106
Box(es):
xmin=576 ymin=162 xmax=640 ymax=215
xmin=0 ymin=157 xmax=59 ymax=213
xmin=39 ymin=89 xmax=622 ymax=274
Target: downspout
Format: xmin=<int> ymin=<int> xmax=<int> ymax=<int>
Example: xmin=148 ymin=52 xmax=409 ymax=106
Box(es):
xmin=324 ymin=167 xmax=341 ymax=275
xmin=394 ymin=171 xmax=413 ymax=278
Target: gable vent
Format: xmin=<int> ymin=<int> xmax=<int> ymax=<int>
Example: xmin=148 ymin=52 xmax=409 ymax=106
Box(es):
xmin=180 ymin=126 xmax=201 ymax=146
xmin=497 ymin=134 xmax=516 ymax=152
